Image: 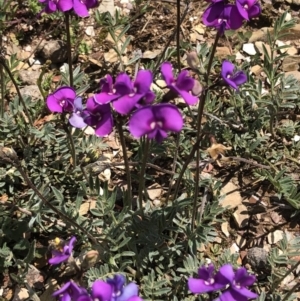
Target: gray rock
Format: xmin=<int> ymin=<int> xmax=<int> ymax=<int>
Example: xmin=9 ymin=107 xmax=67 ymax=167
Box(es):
xmin=18 ymin=69 xmax=40 ymax=85
xmin=20 ymin=85 xmax=42 ymax=101
xmin=247 ymin=247 xmax=269 ymax=272
xmin=38 ymin=40 xmax=67 ymax=63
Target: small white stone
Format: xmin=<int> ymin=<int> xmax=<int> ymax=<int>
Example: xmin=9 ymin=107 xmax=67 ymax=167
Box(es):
xmin=230 ymin=243 xmax=239 ymax=254
xmin=221 ymin=222 xmax=230 ymax=237
xmin=24 ymin=45 xmax=32 ymax=52
xmin=242 ymin=43 xmax=256 ymax=55
xmin=85 ymin=26 xmax=95 ymax=37
xmin=268 ymin=230 xmax=284 ymax=244
xmin=284 ymin=12 xmax=292 ymax=21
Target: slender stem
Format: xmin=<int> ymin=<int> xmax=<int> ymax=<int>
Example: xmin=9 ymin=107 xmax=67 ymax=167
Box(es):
xmin=282 ymin=282 xmax=300 ymax=301
xmin=176 ymin=0 xmax=181 ymax=71
xmin=65 ymin=13 xmax=74 ymax=87
xmin=116 ymin=119 xmax=132 ymax=209
xmin=153 ymin=1 xmax=190 ymax=75
xmin=165 ymin=134 xmax=180 ymax=203
xmin=0 ymin=57 xmax=33 ymax=126
xmin=0 ymin=63 xmax=4 ymax=118
xmin=271 ymin=260 xmax=300 ymax=294
xmin=0 ymin=147 xmax=101 ymax=245
xmin=62 ymin=116 xmax=77 ymax=168
xmin=0 ymin=35 xmax=4 ymax=118
xmin=173 ymin=31 xmax=220 ymax=202
xmin=138 ymin=138 xmax=150 ymax=214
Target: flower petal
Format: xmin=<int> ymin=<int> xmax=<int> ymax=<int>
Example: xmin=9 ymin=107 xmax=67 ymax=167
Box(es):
xmin=152 ymin=104 xmax=183 ymax=132
xmin=172 ymin=87 xmax=198 ymax=105
xmin=202 ymin=2 xmax=224 ymax=27
xmin=118 ymin=283 xmax=139 ymax=301
xmin=248 ymin=3 xmax=261 ymax=18
xmin=113 ymin=94 xmax=142 ymax=115
xmin=73 ymin=0 xmax=89 ymax=17
xmin=95 ymin=112 xmax=113 ymax=137
xmin=215 ymin=264 xmax=235 ymax=284
xmin=188 ymin=278 xmax=216 ymax=294
xmin=160 ymin=62 xmax=174 ymax=86
xmin=232 ymin=286 xmax=258 ymax=299
xmin=69 ymin=113 xmax=87 ymax=128
xmin=49 ymin=254 xmax=69 ymax=265
xmin=134 ymin=70 xmax=153 ymax=94
xmin=219 ymin=289 xmax=248 ymax=301
xmin=114 ymin=73 xmax=133 ymax=95
xmin=232 ymin=71 xmax=247 ymax=86
xmin=57 ymin=0 xmax=73 ymax=12
xmin=176 ymin=70 xmax=194 ymax=91
xmin=235 ymin=268 xmax=256 ymax=287
xmin=47 ymin=95 xmax=63 ymax=113
xmin=92 ymin=280 xmax=112 ymax=300
xmin=129 ymin=106 xmax=154 ymax=138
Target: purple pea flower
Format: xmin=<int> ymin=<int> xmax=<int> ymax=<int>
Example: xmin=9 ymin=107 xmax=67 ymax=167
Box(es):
xmin=188 ymin=263 xmax=229 ymax=294
xmin=217 ymin=264 xmax=258 ymax=301
xmin=129 ymin=104 xmax=183 ymax=143
xmin=112 ymin=70 xmax=155 ymax=115
xmin=94 ymin=74 xmax=133 ymax=105
xmin=46 ymin=86 xmax=77 ymax=113
xmin=53 ymin=281 xmax=89 ymax=301
xmin=221 ymin=60 xmax=247 ymax=90
xmin=73 ymin=0 xmax=98 ymax=17
xmin=92 ymin=275 xmax=143 ymax=301
xmin=69 ymin=97 xmax=87 ymax=128
xmin=83 ymin=97 xmax=113 ymax=137
xmin=39 ymin=0 xmax=73 ymax=14
xmin=160 ymin=62 xmax=198 ymax=106
xmin=236 ymin=0 xmax=261 ymax=20
xmin=49 ymin=236 xmax=76 ymax=265
xmin=202 ymin=2 xmax=244 ymax=33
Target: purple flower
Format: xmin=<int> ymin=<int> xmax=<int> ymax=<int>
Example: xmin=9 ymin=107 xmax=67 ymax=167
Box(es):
xmin=49 ymin=236 xmax=76 ymax=265
xmin=217 ymin=265 xmax=258 ymax=301
xmin=202 ymin=2 xmax=244 ymax=33
xmin=94 ymin=74 xmax=132 ymax=105
xmin=39 ymin=0 xmax=73 ymax=14
xmin=53 ymin=281 xmax=89 ymax=301
xmin=236 ymin=0 xmax=261 ymax=20
xmin=112 ymin=70 xmax=155 ymax=115
xmin=83 ymin=97 xmax=113 ymax=137
xmin=73 ymin=0 xmax=98 ymax=17
xmin=129 ymin=104 xmax=183 ymax=143
xmin=221 ymin=60 xmax=247 ymax=90
xmin=188 ymin=264 xmax=229 ymax=294
xmin=46 ymin=86 xmax=76 ymax=113
xmin=160 ymin=62 xmax=198 ymax=106
xmin=92 ymin=275 xmax=143 ymax=301
xmin=69 ymin=97 xmax=87 ymax=128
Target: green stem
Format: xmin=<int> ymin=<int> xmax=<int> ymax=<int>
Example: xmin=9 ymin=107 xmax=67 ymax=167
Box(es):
xmin=0 ymin=34 xmax=4 ymax=118
xmin=65 ymin=13 xmax=74 ymax=87
xmin=271 ymin=260 xmax=300 ymax=294
xmin=191 ymin=31 xmax=220 ymax=231
xmin=0 ymin=57 xmax=33 ymax=127
xmin=62 ymin=116 xmax=77 ymax=168
xmin=173 ymin=31 xmax=220 ymax=203
xmin=176 ymin=0 xmax=181 ymax=71
xmin=116 ymin=119 xmax=132 ymax=209
xmin=153 ymin=1 xmax=190 ymax=75
xmin=138 ymin=138 xmax=150 ymax=214
xmin=0 ymin=147 xmax=100 ymax=245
